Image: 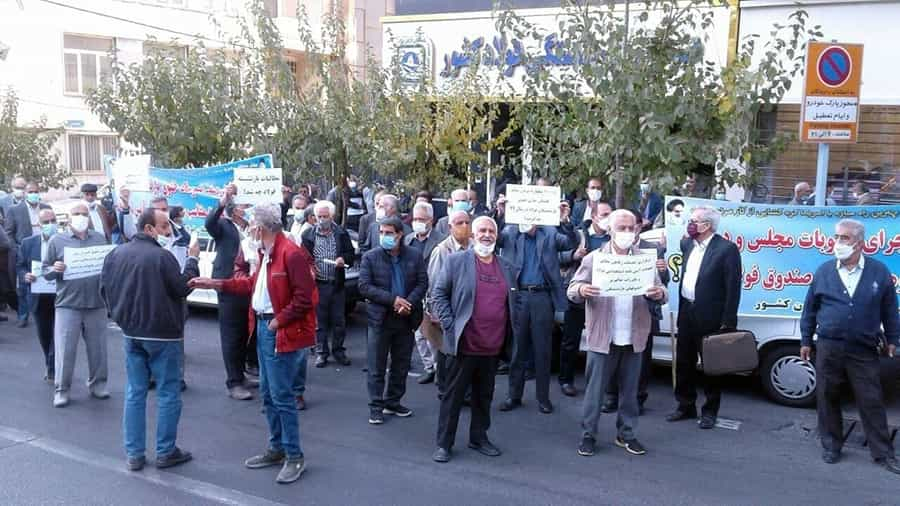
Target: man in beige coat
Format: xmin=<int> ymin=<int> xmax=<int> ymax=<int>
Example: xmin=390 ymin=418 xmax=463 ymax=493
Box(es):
xmin=567 ymin=209 xmax=667 ymax=457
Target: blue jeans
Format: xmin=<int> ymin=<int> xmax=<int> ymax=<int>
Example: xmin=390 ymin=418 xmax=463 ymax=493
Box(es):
xmin=257 ymin=318 xmax=303 ymax=459
xmin=16 ymin=286 xmax=29 ymax=322
xmin=292 ymin=347 xmax=308 ymax=397
xmin=123 ymin=338 xmax=183 ymax=459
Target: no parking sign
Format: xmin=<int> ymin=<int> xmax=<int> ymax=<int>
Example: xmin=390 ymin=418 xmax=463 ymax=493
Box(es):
xmin=800 ymin=42 xmax=863 ymax=143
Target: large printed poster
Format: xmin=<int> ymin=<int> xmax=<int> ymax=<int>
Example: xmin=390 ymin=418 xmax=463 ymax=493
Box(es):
xmin=665 ymin=197 xmax=900 ymax=319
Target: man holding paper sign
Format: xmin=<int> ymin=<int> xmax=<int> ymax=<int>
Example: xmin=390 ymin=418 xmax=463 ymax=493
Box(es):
xmin=567 ymin=210 xmax=666 ymax=457
xmin=43 ymin=202 xmax=110 ymax=408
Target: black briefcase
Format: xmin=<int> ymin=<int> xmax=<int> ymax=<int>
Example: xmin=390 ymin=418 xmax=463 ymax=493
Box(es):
xmin=701 ymin=330 xmax=758 ymax=376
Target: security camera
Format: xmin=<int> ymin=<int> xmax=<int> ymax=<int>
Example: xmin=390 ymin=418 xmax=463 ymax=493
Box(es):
xmin=0 ymin=42 xmax=9 ymax=61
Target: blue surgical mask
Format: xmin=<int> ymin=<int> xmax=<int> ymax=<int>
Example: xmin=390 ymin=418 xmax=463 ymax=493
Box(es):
xmin=452 ymin=201 xmax=471 ymax=213
xmin=156 ymin=234 xmax=172 ymax=249
xmin=26 ymin=192 xmax=40 ymax=204
xmin=41 ymin=223 xmax=57 ymax=237
xmin=380 ymin=234 xmax=397 ymax=250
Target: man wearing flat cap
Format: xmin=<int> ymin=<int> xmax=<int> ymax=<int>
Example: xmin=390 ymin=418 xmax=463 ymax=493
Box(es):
xmin=80 ymin=183 xmax=115 ymax=243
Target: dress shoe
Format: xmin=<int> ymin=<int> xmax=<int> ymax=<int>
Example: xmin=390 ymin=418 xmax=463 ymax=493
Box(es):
xmin=499 ymin=398 xmax=522 ymax=412
xmin=333 ymin=353 xmax=351 ymax=366
xmin=315 ymin=355 xmax=327 ymax=368
xmin=296 ymin=395 xmax=307 ymax=411
xmin=538 ymin=401 xmax=554 ymax=414
xmin=228 ymin=385 xmax=253 ymax=400
xmin=432 ymin=447 xmax=451 ymax=463
xmin=876 ymin=457 xmax=900 ymax=475
xmin=560 ymin=383 xmax=577 ymax=397
xmin=600 ymin=399 xmax=617 ymax=413
xmin=698 ymin=414 xmax=717 ymax=429
xmin=666 ymin=406 xmax=698 ymax=422
xmin=127 ymin=455 xmax=146 ymax=471
xmin=53 ymin=391 xmax=69 ymax=408
xmin=822 ymin=450 xmax=841 ymax=464
xmin=156 ymin=447 xmax=192 ymax=469
xmin=417 ymin=370 xmax=436 ymax=384
xmin=468 ymin=440 xmax=501 ymax=457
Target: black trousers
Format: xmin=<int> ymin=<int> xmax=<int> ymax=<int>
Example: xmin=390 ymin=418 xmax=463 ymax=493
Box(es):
xmin=218 ymin=292 xmax=251 ymax=389
xmin=315 ymin=281 xmax=347 ymax=357
xmin=674 ymin=308 xmax=721 ymax=416
xmin=436 ymin=353 xmax=498 ymax=449
xmin=606 ymin=333 xmax=654 ymax=405
xmin=435 ymin=350 xmax=448 ymax=396
xmin=816 ymin=339 xmax=894 ymax=460
xmin=366 ymin=316 xmax=415 ymax=409
xmin=509 ymin=291 xmax=554 ymax=403
xmin=33 ymin=294 xmax=55 ymax=376
xmin=559 ymin=302 xmax=584 ymax=385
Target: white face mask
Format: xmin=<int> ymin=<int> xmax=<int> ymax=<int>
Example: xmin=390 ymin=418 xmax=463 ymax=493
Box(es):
xmin=375 ymin=208 xmax=386 ymax=220
xmin=613 ymin=231 xmax=636 ymax=250
xmin=834 ymin=242 xmax=855 ymax=261
xmin=12 ymin=189 xmax=25 ymax=200
xmin=595 ymin=217 xmax=609 ymax=233
xmin=587 ymin=189 xmax=602 ymax=202
xmin=348 ymin=181 xmax=358 ymax=189
xmin=412 ymin=221 xmax=428 ymax=234
xmin=474 ymin=241 xmax=495 ymax=258
xmin=639 ymin=183 xmax=650 ymax=193
xmin=518 ymin=224 xmax=533 ymax=234
xmin=69 ymin=215 xmax=90 ymax=233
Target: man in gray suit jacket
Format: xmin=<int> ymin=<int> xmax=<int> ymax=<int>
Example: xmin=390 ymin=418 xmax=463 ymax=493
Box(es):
xmin=430 ymin=216 xmax=517 ymax=463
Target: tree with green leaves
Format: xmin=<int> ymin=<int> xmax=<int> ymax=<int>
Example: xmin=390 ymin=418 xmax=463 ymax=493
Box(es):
xmin=493 ymin=0 xmax=821 ymax=205
xmin=0 ymin=88 xmax=68 ymax=189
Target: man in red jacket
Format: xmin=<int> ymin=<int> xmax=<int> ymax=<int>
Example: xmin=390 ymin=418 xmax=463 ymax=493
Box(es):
xmin=190 ymin=203 xmax=317 ymax=484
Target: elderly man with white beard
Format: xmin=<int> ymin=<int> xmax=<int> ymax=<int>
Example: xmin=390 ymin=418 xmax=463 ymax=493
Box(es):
xmin=429 ymin=216 xmax=517 ymax=463
xmin=567 ymin=209 xmax=667 ymax=458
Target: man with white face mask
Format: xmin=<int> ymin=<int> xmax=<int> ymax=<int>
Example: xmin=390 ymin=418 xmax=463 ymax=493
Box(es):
xmin=572 ymin=177 xmax=604 ymax=226
xmin=567 ymin=209 xmax=667 ymax=457
xmin=80 ymin=183 xmax=115 ymax=243
xmin=800 ymin=219 xmax=900 ymax=474
xmin=430 ymin=216 xmax=517 ymax=463
xmin=43 ymin=202 xmax=110 ymax=407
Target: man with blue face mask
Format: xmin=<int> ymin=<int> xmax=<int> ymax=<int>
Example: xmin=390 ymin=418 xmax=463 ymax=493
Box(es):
xmin=5 ymin=182 xmax=52 ymax=327
xmin=434 ymin=189 xmax=472 ymax=236
xmin=358 ymin=216 xmax=428 ymax=425
xmin=18 ymin=208 xmax=58 ymax=381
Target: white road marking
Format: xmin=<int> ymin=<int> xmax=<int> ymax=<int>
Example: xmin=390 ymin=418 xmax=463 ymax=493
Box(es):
xmin=0 ymin=424 xmax=286 ymax=506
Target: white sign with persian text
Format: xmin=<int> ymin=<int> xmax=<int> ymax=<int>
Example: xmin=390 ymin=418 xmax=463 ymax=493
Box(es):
xmin=591 ymin=253 xmax=656 ymax=297
xmin=234 ymin=168 xmax=283 ymax=206
xmin=31 ymin=260 xmax=56 ymax=294
xmin=505 ymin=184 xmax=561 ymax=227
xmin=63 ymin=245 xmax=115 ymax=281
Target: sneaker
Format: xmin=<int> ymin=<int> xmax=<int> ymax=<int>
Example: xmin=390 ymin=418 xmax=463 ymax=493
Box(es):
xmin=90 ymin=386 xmax=110 ymax=399
xmin=53 ymin=391 xmax=69 ymax=408
xmin=276 ymin=458 xmax=305 ymax=484
xmin=228 ymin=385 xmax=253 ymax=400
xmin=368 ymin=408 xmax=385 ymax=425
xmin=577 ymin=434 xmax=596 ymax=457
xmin=156 ymin=447 xmax=192 ymax=469
xmin=127 ymin=455 xmax=146 ymax=471
xmin=245 ymin=449 xmax=286 ymax=469
xmin=383 ymin=404 xmax=413 ymax=417
xmin=615 ymin=436 xmax=647 ymax=456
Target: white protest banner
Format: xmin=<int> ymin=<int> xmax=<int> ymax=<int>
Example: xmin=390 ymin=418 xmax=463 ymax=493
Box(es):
xmin=234 ymin=168 xmax=283 ymax=206
xmin=111 ymin=155 xmax=151 ymax=192
xmin=30 ymin=260 xmax=56 ymax=294
xmin=591 ymin=252 xmax=656 ymax=297
xmin=63 ymin=245 xmax=115 ymax=281
xmin=505 ymin=184 xmax=562 ymax=226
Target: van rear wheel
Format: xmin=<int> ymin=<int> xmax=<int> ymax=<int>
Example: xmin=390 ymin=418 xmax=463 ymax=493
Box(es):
xmin=760 ymin=345 xmax=816 ymax=408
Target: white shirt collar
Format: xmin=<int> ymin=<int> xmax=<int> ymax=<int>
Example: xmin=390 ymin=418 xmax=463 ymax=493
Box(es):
xmin=694 ymin=235 xmax=713 ymax=250
xmin=837 ymin=255 xmax=865 ymax=273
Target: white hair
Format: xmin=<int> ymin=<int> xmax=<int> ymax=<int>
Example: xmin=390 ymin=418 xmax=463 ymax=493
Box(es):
xmin=447 ymin=209 xmax=470 ymax=224
xmin=692 ymin=205 xmax=721 ymax=232
xmin=413 ymin=201 xmax=434 ymax=219
xmin=381 ymin=194 xmax=399 ymax=211
xmin=250 ymin=203 xmax=283 ymax=232
xmin=471 ymin=215 xmax=497 ymax=232
xmin=313 ymin=200 xmax=336 ymax=216
xmin=608 ymin=209 xmax=636 ymax=230
xmin=836 ymin=219 xmax=865 ymax=241
xmin=450 ymin=188 xmax=468 ymax=202
xmin=794 ymin=182 xmax=810 ymax=193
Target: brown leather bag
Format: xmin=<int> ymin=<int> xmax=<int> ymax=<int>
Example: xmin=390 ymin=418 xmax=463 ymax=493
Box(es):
xmin=701 ymin=330 xmax=758 ymax=376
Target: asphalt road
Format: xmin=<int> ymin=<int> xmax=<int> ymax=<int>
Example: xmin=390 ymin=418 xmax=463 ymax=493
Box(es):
xmin=1 ymin=306 xmax=898 ymax=506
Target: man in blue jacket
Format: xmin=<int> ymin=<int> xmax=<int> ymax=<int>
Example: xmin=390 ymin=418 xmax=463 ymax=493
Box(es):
xmin=800 ymin=219 xmax=900 ymax=474
xmin=102 ymin=208 xmax=200 ymax=472
xmin=359 ymin=216 xmax=428 ymax=425
xmin=17 ymin=208 xmax=58 ymax=382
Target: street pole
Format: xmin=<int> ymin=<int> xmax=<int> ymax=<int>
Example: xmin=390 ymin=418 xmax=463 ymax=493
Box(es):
xmin=814 ymin=143 xmax=829 ymax=206
xmin=614 ymin=0 xmax=630 ymax=209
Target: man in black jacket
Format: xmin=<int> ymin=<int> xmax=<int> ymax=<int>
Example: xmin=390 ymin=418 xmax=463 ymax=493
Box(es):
xmin=667 ymin=205 xmax=741 ymax=429
xmin=101 ymin=208 xmax=200 ymax=472
xmin=301 ymin=200 xmax=355 ymax=368
xmin=359 ymin=216 xmax=428 ymax=425
xmin=205 ymin=183 xmax=255 ymax=401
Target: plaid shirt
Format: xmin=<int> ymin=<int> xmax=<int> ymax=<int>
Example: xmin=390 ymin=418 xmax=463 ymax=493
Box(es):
xmin=313 ymin=227 xmax=338 ymax=281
